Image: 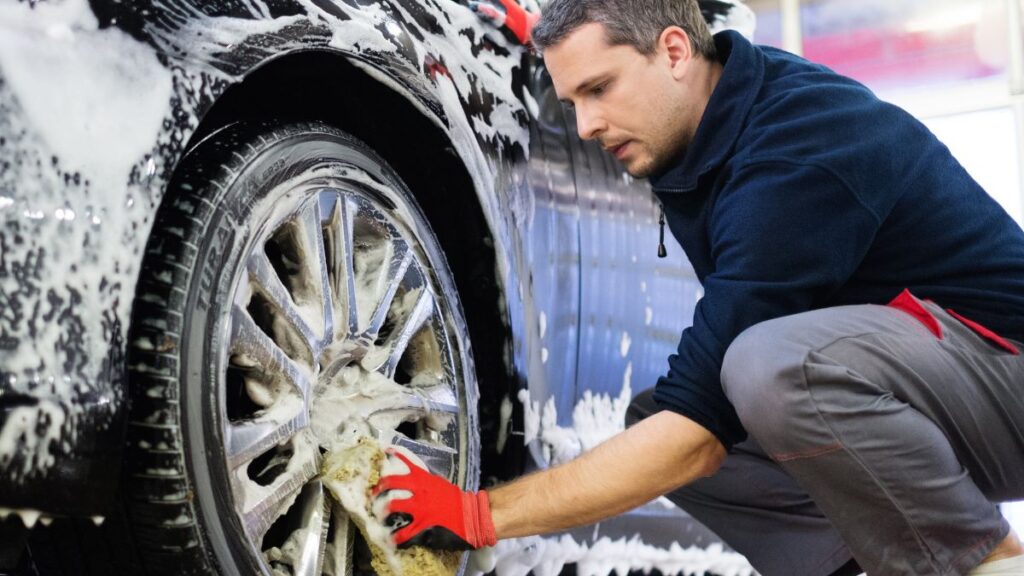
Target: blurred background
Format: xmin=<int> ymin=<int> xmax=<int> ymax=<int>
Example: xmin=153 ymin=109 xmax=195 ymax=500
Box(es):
xmin=743 ymin=0 xmax=1024 ymax=540
xmin=748 ymin=0 xmax=1024 ymax=223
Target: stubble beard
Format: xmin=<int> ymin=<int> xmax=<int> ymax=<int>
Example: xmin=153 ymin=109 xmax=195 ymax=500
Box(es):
xmin=625 ymin=143 xmax=676 ymax=179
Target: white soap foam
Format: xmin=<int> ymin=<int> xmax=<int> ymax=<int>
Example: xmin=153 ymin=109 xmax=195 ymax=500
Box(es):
xmin=0 ymin=0 xmax=172 ymax=201
xmin=484 ymin=534 xmax=755 ymax=576
xmin=496 ymin=394 xmax=514 ymax=454
xmin=706 ymin=1 xmax=757 ymax=40
xmin=0 ymin=507 xmax=45 ymax=529
xmin=0 ymin=402 xmax=66 ymax=477
xmin=518 ymin=363 xmax=633 ymax=466
xmin=0 ymin=0 xmax=174 ymax=478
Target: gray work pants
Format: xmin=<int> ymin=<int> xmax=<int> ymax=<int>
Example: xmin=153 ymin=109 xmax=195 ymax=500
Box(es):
xmin=628 ymin=299 xmax=1024 ymax=576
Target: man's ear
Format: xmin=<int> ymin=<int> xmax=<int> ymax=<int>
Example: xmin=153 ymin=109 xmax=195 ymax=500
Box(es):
xmin=659 ymin=26 xmax=694 ymax=80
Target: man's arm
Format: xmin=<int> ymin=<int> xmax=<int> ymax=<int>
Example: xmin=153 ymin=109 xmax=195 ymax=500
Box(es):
xmin=376 ymin=409 xmax=726 ymax=549
xmin=490 ymin=410 xmax=726 ymax=538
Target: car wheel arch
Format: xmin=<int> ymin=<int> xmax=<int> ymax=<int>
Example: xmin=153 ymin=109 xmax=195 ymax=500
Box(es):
xmin=172 ymin=48 xmax=527 ymax=483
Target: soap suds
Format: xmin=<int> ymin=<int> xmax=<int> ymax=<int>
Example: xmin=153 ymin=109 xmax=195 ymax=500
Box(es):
xmin=705 ymin=0 xmax=757 ymax=40
xmin=0 ymin=507 xmax=45 ymax=529
xmin=518 ymin=364 xmax=633 ymax=466
xmin=0 ymin=402 xmax=66 ymax=477
xmin=0 ymin=2 xmax=172 ymax=198
xmin=0 ymin=0 xmax=175 ymax=480
xmin=485 ymin=535 xmax=755 ymax=576
xmin=496 ymin=394 xmax=514 ymax=454
xmin=263 ymin=527 xmax=314 ymax=575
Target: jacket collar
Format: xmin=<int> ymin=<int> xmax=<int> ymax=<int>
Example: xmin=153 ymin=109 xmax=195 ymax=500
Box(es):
xmin=649 ymin=30 xmax=765 ymax=193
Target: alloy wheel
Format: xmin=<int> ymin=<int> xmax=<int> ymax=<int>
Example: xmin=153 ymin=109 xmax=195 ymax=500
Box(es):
xmin=220 ymin=180 xmax=470 ymax=574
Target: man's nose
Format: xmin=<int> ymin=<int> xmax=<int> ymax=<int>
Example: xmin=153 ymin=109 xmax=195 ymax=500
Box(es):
xmin=576 ymin=106 xmax=606 ymax=141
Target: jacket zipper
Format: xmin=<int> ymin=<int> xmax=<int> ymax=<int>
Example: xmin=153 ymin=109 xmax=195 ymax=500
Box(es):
xmin=658 ymin=203 xmax=668 ymax=258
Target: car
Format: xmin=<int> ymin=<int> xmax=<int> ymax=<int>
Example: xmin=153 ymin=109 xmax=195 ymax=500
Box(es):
xmin=0 ymin=1 xmax=755 ymax=575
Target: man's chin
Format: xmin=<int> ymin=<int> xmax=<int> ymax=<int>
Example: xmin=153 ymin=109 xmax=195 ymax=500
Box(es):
xmin=624 ymin=160 xmax=656 ymax=179
xmin=626 ymin=153 xmax=679 ymax=180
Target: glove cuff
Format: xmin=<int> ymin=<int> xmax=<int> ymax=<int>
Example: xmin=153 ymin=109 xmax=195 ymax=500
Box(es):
xmin=465 ymin=490 xmax=497 ymax=548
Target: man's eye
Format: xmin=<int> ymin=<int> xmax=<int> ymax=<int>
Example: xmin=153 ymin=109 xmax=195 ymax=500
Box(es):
xmin=591 ymin=83 xmax=608 ymax=96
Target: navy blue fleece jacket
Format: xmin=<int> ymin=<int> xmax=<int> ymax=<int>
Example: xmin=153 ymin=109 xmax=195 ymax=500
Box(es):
xmin=650 ymin=31 xmax=1024 ymax=450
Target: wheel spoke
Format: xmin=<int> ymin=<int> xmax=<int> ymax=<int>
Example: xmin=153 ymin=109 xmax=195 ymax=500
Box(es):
xmin=415 ymin=382 xmax=460 ymax=415
xmin=373 ymin=288 xmax=434 ymax=379
xmin=390 ymin=434 xmax=456 ymax=481
xmin=231 ymin=305 xmax=312 ymax=402
xmin=291 ymin=481 xmax=330 ymax=576
xmin=362 ymin=241 xmax=413 ymax=342
xmin=325 ymin=196 xmax=359 ymax=338
xmin=239 ymin=435 xmax=320 ymax=543
xmin=298 ymin=198 xmax=334 ymax=351
xmin=247 ymin=253 xmax=318 ymax=358
xmin=323 ymin=503 xmax=354 ymax=576
xmin=370 ymin=383 xmax=459 ymax=419
xmin=227 ymin=405 xmax=307 ymax=470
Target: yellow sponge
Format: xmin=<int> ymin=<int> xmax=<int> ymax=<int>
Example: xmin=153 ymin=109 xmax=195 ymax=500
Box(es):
xmin=322 ymin=437 xmax=460 ymax=576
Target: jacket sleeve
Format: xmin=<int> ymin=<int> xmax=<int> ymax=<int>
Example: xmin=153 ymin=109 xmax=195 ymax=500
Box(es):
xmin=652 ymin=160 xmax=883 ymax=450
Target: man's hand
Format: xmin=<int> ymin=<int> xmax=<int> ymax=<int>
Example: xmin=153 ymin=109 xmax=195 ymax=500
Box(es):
xmin=373 ymin=451 xmax=497 ymax=550
xmin=468 ymin=0 xmax=540 ymax=45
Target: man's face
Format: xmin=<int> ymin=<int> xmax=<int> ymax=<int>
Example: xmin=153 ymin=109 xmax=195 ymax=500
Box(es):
xmin=544 ymin=23 xmax=695 ymax=178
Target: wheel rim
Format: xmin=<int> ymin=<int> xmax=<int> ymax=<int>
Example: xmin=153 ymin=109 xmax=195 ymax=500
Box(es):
xmin=219 ymin=177 xmax=469 ymax=576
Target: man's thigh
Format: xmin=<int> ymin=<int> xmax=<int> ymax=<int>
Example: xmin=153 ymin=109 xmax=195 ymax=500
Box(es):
xmin=723 ymin=300 xmax=1024 ymax=501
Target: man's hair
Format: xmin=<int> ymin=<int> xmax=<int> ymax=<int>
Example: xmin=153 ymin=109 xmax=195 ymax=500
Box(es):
xmin=531 ymin=0 xmax=716 ymax=59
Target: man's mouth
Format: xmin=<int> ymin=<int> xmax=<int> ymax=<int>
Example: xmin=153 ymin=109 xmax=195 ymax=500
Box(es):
xmin=607 ymin=141 xmax=630 ymax=160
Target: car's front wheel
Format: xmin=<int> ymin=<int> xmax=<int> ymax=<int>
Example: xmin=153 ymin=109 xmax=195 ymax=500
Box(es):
xmin=124 ymin=122 xmax=479 ymax=576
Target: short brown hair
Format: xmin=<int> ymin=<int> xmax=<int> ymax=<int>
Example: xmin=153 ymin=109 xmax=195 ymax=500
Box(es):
xmin=532 ymin=0 xmax=717 ymax=59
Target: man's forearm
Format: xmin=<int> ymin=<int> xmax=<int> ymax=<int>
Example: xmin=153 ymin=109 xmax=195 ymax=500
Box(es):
xmin=488 ymin=410 xmax=726 ymax=539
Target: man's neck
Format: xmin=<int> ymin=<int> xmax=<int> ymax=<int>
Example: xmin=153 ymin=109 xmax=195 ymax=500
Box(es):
xmin=674 ymin=56 xmax=725 ymax=155
xmin=691 ymin=57 xmax=725 ymax=135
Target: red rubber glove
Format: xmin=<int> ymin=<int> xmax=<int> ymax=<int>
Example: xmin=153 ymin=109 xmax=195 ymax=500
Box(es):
xmin=468 ymin=0 xmax=540 ymax=45
xmin=373 ymin=450 xmax=497 ymax=550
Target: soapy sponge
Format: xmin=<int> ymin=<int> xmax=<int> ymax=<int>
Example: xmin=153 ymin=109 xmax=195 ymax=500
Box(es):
xmin=321 ymin=437 xmax=460 ymax=576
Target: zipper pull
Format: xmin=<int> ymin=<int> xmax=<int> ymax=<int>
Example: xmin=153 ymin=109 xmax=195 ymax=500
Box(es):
xmin=658 ymin=204 xmax=668 ymax=258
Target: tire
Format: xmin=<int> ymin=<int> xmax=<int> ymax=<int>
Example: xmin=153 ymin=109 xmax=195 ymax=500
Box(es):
xmin=122 ymin=122 xmax=480 ymax=575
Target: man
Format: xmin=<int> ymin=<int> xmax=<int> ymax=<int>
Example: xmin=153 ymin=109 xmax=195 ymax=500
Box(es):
xmin=374 ymin=1 xmax=1024 ymax=574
